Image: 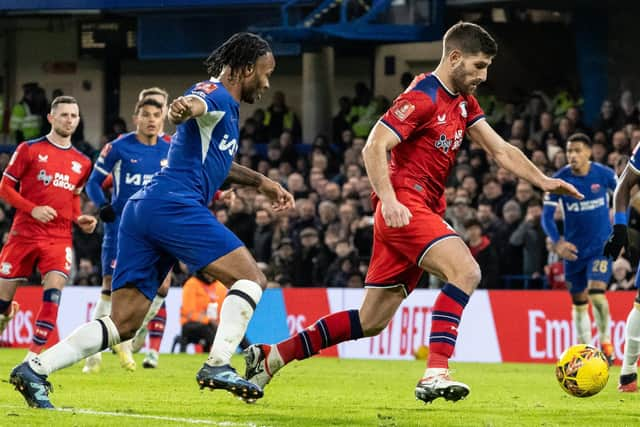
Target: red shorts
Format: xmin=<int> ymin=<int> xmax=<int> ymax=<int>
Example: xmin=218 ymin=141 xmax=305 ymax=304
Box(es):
xmin=0 ymin=234 xmax=72 ymax=280
xmin=365 ymin=189 xmax=459 ymax=295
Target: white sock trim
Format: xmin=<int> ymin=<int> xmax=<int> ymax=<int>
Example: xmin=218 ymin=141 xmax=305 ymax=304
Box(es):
xmin=228 ymin=279 xmax=263 ymax=308
xmin=98 ymin=316 xmax=121 ymax=348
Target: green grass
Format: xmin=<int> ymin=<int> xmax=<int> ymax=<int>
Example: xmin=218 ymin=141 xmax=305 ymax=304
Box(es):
xmin=0 ymin=349 xmax=639 ymax=426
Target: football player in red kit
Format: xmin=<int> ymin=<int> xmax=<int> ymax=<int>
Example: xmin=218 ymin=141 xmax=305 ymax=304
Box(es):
xmin=244 ymin=22 xmax=582 ymax=404
xmin=0 ymin=96 xmax=96 ymax=360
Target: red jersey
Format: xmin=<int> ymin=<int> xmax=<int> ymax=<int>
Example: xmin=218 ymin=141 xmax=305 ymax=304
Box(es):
xmin=3 ymin=137 xmax=91 ymax=239
xmin=379 ymin=73 xmax=485 ymax=209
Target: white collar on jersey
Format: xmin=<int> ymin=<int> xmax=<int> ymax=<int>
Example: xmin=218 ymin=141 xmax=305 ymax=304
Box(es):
xmin=210 ymin=77 xmax=221 ymax=83
xmin=432 ymin=72 xmax=459 ymax=97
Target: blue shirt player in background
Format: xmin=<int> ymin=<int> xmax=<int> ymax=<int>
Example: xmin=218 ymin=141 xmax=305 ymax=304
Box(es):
xmin=542 ymin=133 xmax=616 ymax=364
xmin=603 ymin=137 xmax=640 ymax=392
xmin=82 ymin=95 xmax=171 ymax=374
xmin=10 ymin=32 xmax=294 ymax=408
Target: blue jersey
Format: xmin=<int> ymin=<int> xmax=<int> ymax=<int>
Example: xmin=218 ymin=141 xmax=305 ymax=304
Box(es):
xmin=133 ymin=79 xmax=239 ymax=206
xmin=543 ymin=162 xmax=616 ymax=258
xmin=86 ymin=132 xmax=170 ymax=215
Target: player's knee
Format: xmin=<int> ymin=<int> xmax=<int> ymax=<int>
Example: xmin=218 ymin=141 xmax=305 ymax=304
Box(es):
xmin=454 ymin=262 xmax=481 ymax=290
xmin=243 ymin=269 xmax=267 ymax=290
xmin=572 ymin=292 xmax=588 ymax=305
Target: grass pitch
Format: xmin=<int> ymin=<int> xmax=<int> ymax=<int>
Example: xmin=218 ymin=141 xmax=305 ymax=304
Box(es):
xmin=0 ymin=349 xmax=639 ymax=426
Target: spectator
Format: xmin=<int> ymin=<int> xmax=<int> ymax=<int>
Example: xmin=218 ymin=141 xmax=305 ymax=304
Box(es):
xmin=325 ymin=240 xmax=359 ymax=287
xmin=477 ymin=199 xmax=503 ymax=239
xmin=292 ymin=227 xmax=331 ymax=286
xmin=271 ymin=237 xmax=295 ymax=286
xmin=179 ymin=274 xmax=250 ymax=352
xmin=450 ymin=195 xmax=476 ymax=234
xmin=333 ymin=96 xmax=353 ymax=144
xmin=612 ymin=130 xmax=630 ymax=155
xmin=253 ymin=208 xmax=274 ymax=263
xmin=226 ymin=197 xmax=255 ymax=249
xmin=9 ymin=82 xmax=45 ymax=144
xmin=509 ymin=198 xmax=547 ymax=288
xmin=279 ymin=130 xmax=298 ymax=165
xmin=264 ymin=91 xmax=301 ymax=142
xmin=464 ymin=219 xmax=499 ymax=288
xmin=74 ymin=258 xmax=101 ymax=286
xmin=532 ymin=112 xmax=556 ymax=143
xmin=514 ymin=179 xmax=537 ymax=216
xmin=287 ymin=172 xmax=309 ymax=199
xmin=494 ymin=200 xmax=524 ymax=282
xmin=594 ymin=99 xmax=617 ymax=139
xmin=617 ymin=90 xmax=638 ymax=127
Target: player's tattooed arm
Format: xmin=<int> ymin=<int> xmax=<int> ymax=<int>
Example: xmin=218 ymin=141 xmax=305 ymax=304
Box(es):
xmin=227 ymin=162 xmax=263 ymax=187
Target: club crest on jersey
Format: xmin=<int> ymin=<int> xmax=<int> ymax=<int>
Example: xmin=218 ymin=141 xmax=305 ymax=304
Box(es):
xmin=194 ymin=81 xmax=218 ymax=95
xmin=38 ymin=154 xmax=48 ymax=163
xmin=0 ymin=262 xmax=11 ymax=275
xmin=392 ymin=100 xmax=415 ymax=122
xmin=591 ymin=183 xmax=601 ymax=193
xmin=459 ymin=102 xmax=468 ymax=118
xmin=218 ymin=134 xmax=238 ymax=157
xmin=37 ymin=169 xmax=52 ymax=186
xmin=71 ymin=161 xmax=82 ymax=174
xmin=100 ymin=143 xmax=112 ymax=158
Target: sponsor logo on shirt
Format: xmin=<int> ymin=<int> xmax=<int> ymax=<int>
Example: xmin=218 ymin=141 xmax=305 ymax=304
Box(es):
xmin=434 ymin=130 xmax=464 ymax=154
xmin=37 ymin=170 xmax=52 ymax=186
xmin=38 ymin=170 xmax=77 ymax=191
xmin=392 ymin=100 xmax=415 ymax=122
xmin=218 ymin=134 xmax=238 ymax=157
xmin=125 ymin=173 xmax=154 ymax=186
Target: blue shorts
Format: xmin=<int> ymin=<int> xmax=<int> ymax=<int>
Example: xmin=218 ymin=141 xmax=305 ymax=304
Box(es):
xmin=564 ymin=255 xmax=612 ymax=294
xmin=101 ymin=218 xmax=120 ymax=276
xmin=112 ymin=198 xmax=243 ymax=300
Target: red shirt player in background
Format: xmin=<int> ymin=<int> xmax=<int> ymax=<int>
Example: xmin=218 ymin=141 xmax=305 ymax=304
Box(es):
xmin=242 ymin=22 xmax=582 ymax=404
xmin=0 ymin=96 xmax=97 ymax=361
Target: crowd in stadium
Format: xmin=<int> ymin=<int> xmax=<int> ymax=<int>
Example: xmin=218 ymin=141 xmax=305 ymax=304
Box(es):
xmin=3 ymin=79 xmax=639 ymax=290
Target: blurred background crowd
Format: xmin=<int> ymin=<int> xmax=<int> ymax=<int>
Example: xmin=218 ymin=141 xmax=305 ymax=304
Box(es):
xmin=2 ymin=78 xmax=639 ymax=291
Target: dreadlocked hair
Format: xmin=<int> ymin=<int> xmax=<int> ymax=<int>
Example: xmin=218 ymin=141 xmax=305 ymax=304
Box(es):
xmin=204 ymin=32 xmax=271 ymax=80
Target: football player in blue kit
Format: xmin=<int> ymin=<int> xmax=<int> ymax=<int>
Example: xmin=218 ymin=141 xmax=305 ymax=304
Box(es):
xmin=542 ymin=133 xmax=616 ymax=363
xmin=603 ymin=135 xmax=640 ymax=392
xmin=10 ymin=32 xmax=294 ymax=408
xmin=82 ymin=94 xmax=171 ymax=374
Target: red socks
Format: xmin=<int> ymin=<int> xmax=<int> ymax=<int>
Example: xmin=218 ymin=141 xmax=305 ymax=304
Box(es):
xmin=148 ymin=303 xmax=166 ymax=352
xmin=428 ymin=283 xmax=470 ymax=369
xmin=277 ymin=309 xmax=363 ymax=364
xmin=30 ymin=289 xmax=61 ymax=353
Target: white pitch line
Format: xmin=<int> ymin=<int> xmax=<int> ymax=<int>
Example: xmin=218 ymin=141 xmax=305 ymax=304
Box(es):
xmin=0 ymin=404 xmax=269 ymax=427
